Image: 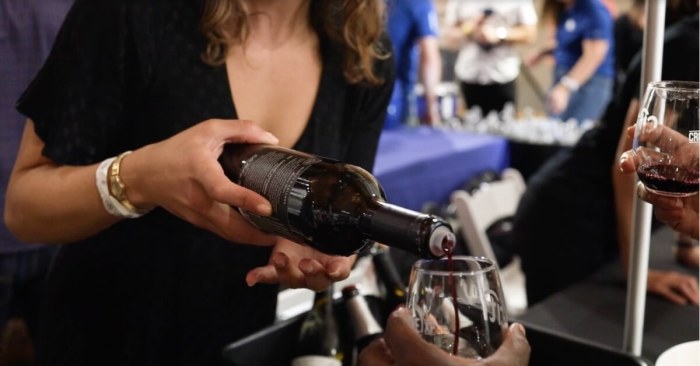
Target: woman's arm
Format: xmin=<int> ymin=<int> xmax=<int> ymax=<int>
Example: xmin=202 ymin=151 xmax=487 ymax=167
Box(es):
xmin=417 ymin=35 xmax=442 ymax=125
xmin=611 ymin=101 xmax=639 ymax=269
xmin=5 ymin=121 xmax=117 ymax=243
xmin=613 ymin=102 xmax=699 ymax=305
xmin=561 ymin=38 xmax=609 ymax=87
xmin=549 ymin=39 xmax=609 ymax=115
xmin=5 ymin=119 xmax=279 ymax=246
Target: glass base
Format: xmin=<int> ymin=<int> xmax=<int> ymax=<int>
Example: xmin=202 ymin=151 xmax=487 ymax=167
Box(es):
xmin=645 ymin=187 xmax=699 ymax=198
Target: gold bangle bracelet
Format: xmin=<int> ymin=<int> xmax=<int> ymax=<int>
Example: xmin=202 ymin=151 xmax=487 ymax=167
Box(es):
xmin=108 ymin=151 xmax=148 ymax=214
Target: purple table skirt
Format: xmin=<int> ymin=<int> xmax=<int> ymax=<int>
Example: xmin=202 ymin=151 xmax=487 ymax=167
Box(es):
xmin=373 ymin=126 xmax=510 ymax=211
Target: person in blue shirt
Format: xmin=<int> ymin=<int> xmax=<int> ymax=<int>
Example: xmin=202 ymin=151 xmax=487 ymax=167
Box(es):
xmin=385 ymin=0 xmax=442 ymax=129
xmin=528 ymin=0 xmax=615 ymax=123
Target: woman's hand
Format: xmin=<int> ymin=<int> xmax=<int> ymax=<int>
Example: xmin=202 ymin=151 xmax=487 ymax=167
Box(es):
xmin=675 ymin=243 xmax=699 ymax=269
xmin=125 ymin=119 xmax=280 ymax=246
xmin=359 ymin=308 xmax=530 ymax=366
xmin=647 ymin=269 xmax=699 ymax=306
xmin=5 ymin=119 xmax=280 ymax=244
xmin=618 ymin=124 xmax=699 ymax=240
xmin=547 ymin=84 xmax=571 ymax=117
xmin=245 ymin=238 xmax=356 ymax=291
xmin=619 ymin=152 xmax=699 ymax=239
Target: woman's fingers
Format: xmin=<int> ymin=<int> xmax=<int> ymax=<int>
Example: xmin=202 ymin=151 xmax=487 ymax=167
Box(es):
xmin=358 ymin=338 xmax=393 ymax=366
xmin=618 ymin=150 xmax=637 ymax=173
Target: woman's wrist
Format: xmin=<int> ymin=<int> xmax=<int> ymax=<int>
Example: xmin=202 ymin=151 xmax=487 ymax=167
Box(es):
xmin=96 ymin=151 xmax=153 ymax=218
xmin=112 ymin=150 xmax=156 ymax=212
xmin=559 ymin=75 xmax=580 ymax=93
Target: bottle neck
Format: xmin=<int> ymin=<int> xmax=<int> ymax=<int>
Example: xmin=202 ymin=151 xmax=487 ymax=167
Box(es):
xmin=313 ymin=288 xmax=334 ymax=315
xmin=361 ymin=201 xmax=453 ymax=258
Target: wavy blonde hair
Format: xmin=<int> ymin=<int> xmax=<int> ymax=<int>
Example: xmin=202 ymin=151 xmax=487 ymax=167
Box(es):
xmin=200 ymin=0 xmax=388 ymax=85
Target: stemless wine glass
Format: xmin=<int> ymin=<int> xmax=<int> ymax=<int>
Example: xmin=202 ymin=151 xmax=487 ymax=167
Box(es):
xmin=406 ymin=256 xmax=508 ymax=359
xmin=632 ymin=81 xmax=699 ymax=197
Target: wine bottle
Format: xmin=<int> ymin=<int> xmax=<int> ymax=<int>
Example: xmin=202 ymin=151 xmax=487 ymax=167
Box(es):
xmin=219 ymin=144 xmax=455 ymax=257
xmin=371 ymin=245 xmax=407 ymax=315
xmin=291 ymin=287 xmax=344 ymax=366
xmin=342 ymin=285 xmax=383 ymax=356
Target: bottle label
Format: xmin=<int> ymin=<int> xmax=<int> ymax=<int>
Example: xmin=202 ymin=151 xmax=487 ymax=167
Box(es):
xmin=238 ymin=149 xmax=320 ymax=242
xmin=290 ymin=356 xmax=343 ymax=366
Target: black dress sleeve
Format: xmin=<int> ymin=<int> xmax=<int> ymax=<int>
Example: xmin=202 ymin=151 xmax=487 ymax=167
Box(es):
xmin=16 ymin=0 xmax=159 ymax=165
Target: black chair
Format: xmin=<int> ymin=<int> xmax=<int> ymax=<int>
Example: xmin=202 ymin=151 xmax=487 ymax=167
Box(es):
xmin=221 ymin=314 xmax=305 ymax=366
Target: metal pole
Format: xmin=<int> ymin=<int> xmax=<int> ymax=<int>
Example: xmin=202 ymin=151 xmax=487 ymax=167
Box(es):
xmin=622 ymin=0 xmax=666 ymax=356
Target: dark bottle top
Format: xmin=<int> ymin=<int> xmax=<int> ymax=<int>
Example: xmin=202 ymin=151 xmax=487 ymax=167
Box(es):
xmin=342 ymin=285 xmax=384 ymax=354
xmin=291 ymin=287 xmax=344 ymax=366
xmin=219 ymin=144 xmax=455 ymax=257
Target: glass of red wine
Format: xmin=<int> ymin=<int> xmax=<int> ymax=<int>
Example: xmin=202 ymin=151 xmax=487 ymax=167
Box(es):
xmin=406 ymin=256 xmax=508 ymax=359
xmin=633 ymin=81 xmax=699 ymax=197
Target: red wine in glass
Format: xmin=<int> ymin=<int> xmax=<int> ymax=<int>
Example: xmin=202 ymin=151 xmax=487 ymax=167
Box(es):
xmin=637 ymin=163 xmax=699 ymax=196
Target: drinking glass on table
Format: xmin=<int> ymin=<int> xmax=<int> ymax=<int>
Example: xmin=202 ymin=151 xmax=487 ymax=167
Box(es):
xmin=406 ymin=256 xmax=508 ymax=359
xmin=632 ymin=81 xmax=699 ymax=197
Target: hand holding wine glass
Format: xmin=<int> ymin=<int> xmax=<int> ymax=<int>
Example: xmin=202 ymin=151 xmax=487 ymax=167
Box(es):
xmin=619 ymin=81 xmax=699 ymax=239
xmin=405 ymin=256 xmax=509 ymax=359
xmin=627 ymin=81 xmax=699 ymax=197
xmin=358 ymin=308 xmax=530 ymax=366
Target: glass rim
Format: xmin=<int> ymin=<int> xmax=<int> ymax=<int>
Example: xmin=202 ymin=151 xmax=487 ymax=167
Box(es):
xmin=647 ymin=80 xmax=700 ymax=92
xmin=412 ymin=255 xmax=496 ymax=276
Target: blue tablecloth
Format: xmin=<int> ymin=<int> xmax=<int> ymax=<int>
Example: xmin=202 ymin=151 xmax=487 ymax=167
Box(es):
xmin=373 ymin=126 xmax=510 ymax=211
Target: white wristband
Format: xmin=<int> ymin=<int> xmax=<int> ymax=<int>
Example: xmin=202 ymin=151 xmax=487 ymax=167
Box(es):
xmin=96 ymin=157 xmax=145 ymax=218
xmin=560 ymin=76 xmax=580 ymax=92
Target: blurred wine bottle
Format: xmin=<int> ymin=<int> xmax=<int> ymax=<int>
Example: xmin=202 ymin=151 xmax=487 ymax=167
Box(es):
xmin=371 ymin=245 xmax=407 ymax=321
xmin=290 ymin=287 xmax=344 ymax=366
xmin=342 ymin=285 xmax=384 ymax=365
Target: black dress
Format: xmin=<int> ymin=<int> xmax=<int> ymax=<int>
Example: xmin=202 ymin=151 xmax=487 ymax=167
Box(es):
xmin=16 ymin=0 xmax=394 ymax=364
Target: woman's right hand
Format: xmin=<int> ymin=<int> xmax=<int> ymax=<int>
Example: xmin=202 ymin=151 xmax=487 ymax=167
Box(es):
xmin=359 ymin=308 xmax=530 ymax=366
xmin=124 ymin=119 xmax=280 ymax=246
xmin=619 ymin=125 xmax=700 ymax=240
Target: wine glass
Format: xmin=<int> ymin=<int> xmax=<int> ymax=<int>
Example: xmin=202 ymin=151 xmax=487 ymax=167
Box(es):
xmin=406 ymin=256 xmax=508 ymax=359
xmin=632 ymin=81 xmax=699 ymax=197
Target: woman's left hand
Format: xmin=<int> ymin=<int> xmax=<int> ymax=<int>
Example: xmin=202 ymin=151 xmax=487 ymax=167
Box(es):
xmin=547 ymin=84 xmax=571 ymax=116
xmin=245 ymin=238 xmax=356 ymax=291
xmin=648 ymin=269 xmax=700 ymax=306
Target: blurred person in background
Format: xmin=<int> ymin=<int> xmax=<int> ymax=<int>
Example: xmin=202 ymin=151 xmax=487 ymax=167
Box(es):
xmin=527 ymin=0 xmax=615 ymax=123
xmin=613 ymin=0 xmax=645 ymax=92
xmin=613 ymin=0 xmax=697 ymax=94
xmin=513 ymin=9 xmax=699 ymax=306
xmin=384 ymin=0 xmax=442 ymax=129
xmin=442 ymin=0 xmax=538 ymax=115
xmin=3 ymin=0 xmax=394 ymax=364
xmin=0 ymin=0 xmax=73 ymax=363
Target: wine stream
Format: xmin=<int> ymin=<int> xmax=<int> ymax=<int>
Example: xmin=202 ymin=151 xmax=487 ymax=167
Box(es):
xmin=444 ymin=237 xmax=459 ymax=356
